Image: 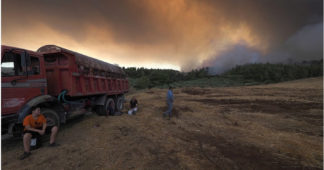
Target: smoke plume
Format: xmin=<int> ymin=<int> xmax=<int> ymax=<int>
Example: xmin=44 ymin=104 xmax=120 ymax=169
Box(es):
xmin=2 ymin=0 xmax=323 ymax=71
xmin=203 ymin=22 xmax=323 ymax=74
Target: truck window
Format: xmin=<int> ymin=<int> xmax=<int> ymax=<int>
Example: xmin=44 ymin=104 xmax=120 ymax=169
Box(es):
xmin=1 ymin=52 xmax=24 ymax=77
xmin=29 ymin=56 xmax=40 ymax=75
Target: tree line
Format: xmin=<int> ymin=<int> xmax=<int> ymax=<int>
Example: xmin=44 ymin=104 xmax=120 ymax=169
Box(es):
xmin=122 ymin=59 xmax=323 ymax=89
xmin=225 ymin=60 xmax=323 ymax=83
xmin=122 ymin=67 xmax=209 ymax=89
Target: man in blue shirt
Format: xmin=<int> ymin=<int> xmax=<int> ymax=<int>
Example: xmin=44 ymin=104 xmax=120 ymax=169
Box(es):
xmin=164 ymin=86 xmax=174 ymax=119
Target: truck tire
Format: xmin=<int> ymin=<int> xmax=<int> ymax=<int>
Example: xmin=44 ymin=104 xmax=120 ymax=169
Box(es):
xmin=116 ymin=96 xmax=124 ymax=112
xmin=42 ymin=108 xmax=60 ymax=128
xmin=105 ymin=98 xmax=115 ymax=115
xmin=97 ymin=98 xmax=115 ymax=115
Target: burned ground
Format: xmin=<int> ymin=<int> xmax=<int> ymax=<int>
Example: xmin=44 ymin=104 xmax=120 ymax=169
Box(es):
xmin=2 ymin=77 xmax=323 ymax=170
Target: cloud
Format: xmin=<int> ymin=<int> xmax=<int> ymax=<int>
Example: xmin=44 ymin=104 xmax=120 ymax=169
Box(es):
xmin=2 ymin=0 xmax=323 ymax=71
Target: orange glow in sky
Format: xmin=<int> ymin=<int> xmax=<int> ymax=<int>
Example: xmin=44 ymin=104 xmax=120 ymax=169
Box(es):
xmin=2 ymin=0 xmax=322 ymax=72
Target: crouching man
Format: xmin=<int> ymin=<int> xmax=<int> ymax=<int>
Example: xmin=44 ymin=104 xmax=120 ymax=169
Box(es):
xmin=128 ymin=97 xmax=138 ymax=115
xmin=19 ymin=106 xmax=59 ymax=160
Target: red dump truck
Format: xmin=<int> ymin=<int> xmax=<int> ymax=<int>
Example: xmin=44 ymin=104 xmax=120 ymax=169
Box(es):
xmin=1 ymin=45 xmax=129 ymax=136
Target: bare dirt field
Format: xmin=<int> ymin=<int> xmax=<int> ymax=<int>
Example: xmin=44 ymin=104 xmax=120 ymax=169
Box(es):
xmin=2 ymin=77 xmax=323 ymax=170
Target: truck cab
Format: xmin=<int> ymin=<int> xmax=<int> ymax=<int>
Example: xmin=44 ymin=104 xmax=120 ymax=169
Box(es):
xmin=1 ymin=45 xmax=47 ymax=135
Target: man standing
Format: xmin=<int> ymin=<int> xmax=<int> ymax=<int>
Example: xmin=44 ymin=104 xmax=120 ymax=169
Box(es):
xmin=164 ymin=86 xmax=174 ymax=119
xmin=19 ymin=106 xmax=59 ymax=160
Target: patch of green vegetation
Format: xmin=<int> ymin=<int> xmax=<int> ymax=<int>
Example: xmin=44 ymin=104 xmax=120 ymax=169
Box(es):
xmin=225 ymin=60 xmax=323 ymax=83
xmin=124 ymin=60 xmax=323 ymax=89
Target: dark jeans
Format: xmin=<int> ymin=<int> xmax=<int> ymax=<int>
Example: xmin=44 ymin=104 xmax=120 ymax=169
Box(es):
xmin=165 ymin=101 xmax=173 ymax=116
xmin=23 ymin=126 xmax=53 ymax=137
xmin=24 ymin=126 xmax=54 ymax=148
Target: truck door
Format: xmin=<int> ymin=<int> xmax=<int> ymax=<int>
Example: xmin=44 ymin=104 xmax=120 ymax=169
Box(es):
xmin=1 ymin=49 xmax=46 ymax=116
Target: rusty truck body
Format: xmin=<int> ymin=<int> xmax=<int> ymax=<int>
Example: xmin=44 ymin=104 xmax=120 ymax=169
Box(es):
xmin=1 ymin=45 xmax=129 ymax=136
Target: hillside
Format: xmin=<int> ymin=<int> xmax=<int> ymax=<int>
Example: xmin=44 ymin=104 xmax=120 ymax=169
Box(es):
xmin=124 ymin=60 xmax=323 ymax=89
xmin=2 ymin=77 xmax=323 ymax=170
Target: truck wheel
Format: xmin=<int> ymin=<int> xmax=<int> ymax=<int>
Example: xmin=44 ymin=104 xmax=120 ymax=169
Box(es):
xmin=97 ymin=98 xmax=115 ymax=115
xmin=105 ymin=98 xmax=115 ymax=115
xmin=116 ymin=96 xmax=124 ymax=112
xmin=42 ymin=108 xmax=60 ymax=128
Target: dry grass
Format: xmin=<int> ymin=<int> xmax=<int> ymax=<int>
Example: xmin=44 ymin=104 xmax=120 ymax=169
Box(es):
xmin=2 ymin=77 xmax=323 ymax=170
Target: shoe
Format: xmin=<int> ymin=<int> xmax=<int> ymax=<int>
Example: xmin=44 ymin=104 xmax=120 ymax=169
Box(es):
xmin=19 ymin=152 xmax=31 ymax=160
xmin=49 ymin=143 xmax=60 ymax=147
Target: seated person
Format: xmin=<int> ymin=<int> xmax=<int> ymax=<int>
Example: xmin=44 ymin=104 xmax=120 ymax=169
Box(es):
xmin=128 ymin=97 xmax=138 ymax=115
xmin=19 ymin=106 xmax=59 ymax=160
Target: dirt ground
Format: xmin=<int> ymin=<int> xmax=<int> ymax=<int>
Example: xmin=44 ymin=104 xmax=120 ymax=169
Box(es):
xmin=2 ymin=77 xmax=323 ymax=170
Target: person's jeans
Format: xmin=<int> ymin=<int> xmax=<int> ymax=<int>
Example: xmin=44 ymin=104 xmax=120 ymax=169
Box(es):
xmin=165 ymin=101 xmax=173 ymax=117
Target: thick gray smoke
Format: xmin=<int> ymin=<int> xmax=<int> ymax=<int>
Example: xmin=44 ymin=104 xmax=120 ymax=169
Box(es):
xmin=202 ymin=44 xmax=262 ymax=74
xmin=285 ymin=22 xmax=323 ymax=61
xmin=203 ymin=22 xmax=323 ymax=75
xmin=2 ymin=0 xmax=323 ymax=71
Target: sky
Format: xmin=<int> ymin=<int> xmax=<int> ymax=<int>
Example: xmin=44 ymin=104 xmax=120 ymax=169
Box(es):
xmin=2 ymin=0 xmax=323 ymax=73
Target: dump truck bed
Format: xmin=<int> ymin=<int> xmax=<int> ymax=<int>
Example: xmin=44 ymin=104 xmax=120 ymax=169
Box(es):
xmin=37 ymin=45 xmax=129 ymax=97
